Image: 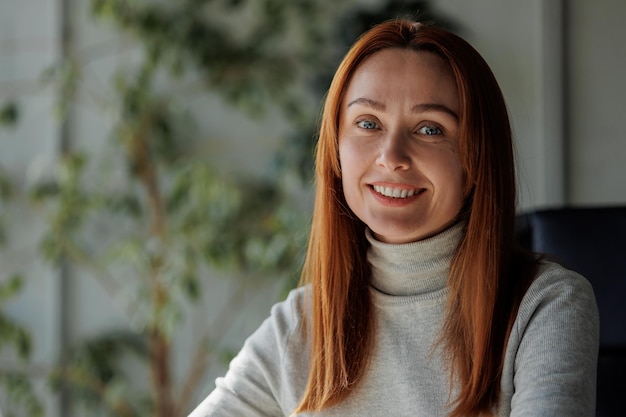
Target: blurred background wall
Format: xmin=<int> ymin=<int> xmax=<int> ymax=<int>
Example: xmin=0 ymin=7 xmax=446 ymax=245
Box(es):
xmin=0 ymin=0 xmax=624 ymax=416
xmin=434 ymin=0 xmax=626 ymax=208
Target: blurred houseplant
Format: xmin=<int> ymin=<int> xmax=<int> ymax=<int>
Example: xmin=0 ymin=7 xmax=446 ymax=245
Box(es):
xmin=0 ymin=0 xmax=451 ymax=416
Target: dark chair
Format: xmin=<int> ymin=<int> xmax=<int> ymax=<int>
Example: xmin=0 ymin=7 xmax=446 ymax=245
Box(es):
xmin=517 ymin=206 xmax=626 ymax=417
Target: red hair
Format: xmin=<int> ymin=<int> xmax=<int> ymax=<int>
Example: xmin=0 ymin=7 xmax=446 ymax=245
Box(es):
xmin=296 ymin=20 xmax=536 ymax=416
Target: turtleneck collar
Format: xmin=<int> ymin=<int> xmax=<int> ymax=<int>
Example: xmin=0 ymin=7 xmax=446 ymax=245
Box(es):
xmin=366 ymin=222 xmax=464 ymax=297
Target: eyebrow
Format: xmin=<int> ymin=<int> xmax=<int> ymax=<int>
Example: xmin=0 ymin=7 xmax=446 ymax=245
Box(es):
xmin=346 ymin=97 xmax=459 ymax=120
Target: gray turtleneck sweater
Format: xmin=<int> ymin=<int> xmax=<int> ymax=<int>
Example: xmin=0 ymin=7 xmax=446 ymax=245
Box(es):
xmin=188 ymin=224 xmax=599 ymax=416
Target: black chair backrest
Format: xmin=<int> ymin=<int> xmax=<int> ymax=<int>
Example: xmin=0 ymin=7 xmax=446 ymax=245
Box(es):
xmin=517 ymin=206 xmax=626 ymax=416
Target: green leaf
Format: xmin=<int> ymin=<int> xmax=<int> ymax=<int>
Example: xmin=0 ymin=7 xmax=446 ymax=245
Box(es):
xmin=0 ymin=172 xmax=13 ymax=200
xmin=0 ymin=274 xmax=23 ymax=303
xmin=0 ymin=101 xmax=19 ymax=127
xmin=0 ymin=373 xmax=44 ymax=417
xmin=0 ymin=313 xmax=32 ymax=359
xmin=104 ymin=194 xmax=143 ymax=217
xmin=29 ymin=182 xmax=61 ymax=202
xmin=181 ymin=272 xmax=200 ymax=301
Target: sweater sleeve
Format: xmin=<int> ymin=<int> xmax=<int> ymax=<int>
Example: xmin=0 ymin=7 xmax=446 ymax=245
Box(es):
xmin=506 ymin=262 xmax=599 ymax=417
xmin=187 ymin=288 xmax=308 ymax=417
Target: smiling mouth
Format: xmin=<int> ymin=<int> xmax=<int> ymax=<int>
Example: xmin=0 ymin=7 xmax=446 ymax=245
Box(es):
xmin=372 ymin=185 xmax=420 ymax=199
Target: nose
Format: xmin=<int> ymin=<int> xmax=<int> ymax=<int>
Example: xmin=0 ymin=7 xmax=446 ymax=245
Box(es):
xmin=376 ymin=130 xmax=411 ymax=171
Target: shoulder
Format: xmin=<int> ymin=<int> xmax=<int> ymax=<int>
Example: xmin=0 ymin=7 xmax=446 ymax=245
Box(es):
xmin=521 ymin=260 xmax=597 ymax=311
xmin=513 ymin=259 xmax=599 ymax=345
xmin=265 ymin=286 xmax=310 ymax=337
xmin=199 ymin=286 xmax=312 ymax=416
xmin=499 ymin=260 xmax=600 ymax=415
xmin=241 ymin=285 xmax=311 ymax=364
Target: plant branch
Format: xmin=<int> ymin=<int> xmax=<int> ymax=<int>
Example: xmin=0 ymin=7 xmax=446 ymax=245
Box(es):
xmin=131 ymin=116 xmax=166 ymax=240
xmin=53 ymin=230 xmax=140 ymax=324
xmin=62 ymin=366 xmax=136 ymax=417
xmin=176 ymin=335 xmax=210 ymax=417
xmin=75 ymin=36 xmax=139 ymax=66
xmin=177 ymin=279 xmax=250 ymax=414
xmin=129 ymin=110 xmax=175 ymax=417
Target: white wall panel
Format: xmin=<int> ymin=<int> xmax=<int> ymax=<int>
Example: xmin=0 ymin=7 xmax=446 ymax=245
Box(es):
xmin=0 ymin=0 xmax=63 ymax=416
xmin=568 ymin=0 xmax=626 ymax=205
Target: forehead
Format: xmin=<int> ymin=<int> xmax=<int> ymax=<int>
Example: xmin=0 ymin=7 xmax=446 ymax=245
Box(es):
xmin=343 ymin=48 xmax=458 ymax=111
xmin=357 ymin=47 xmax=450 ymax=72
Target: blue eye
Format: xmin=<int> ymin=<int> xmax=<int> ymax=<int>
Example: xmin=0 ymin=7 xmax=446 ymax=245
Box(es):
xmin=418 ymin=125 xmax=442 ymax=135
xmin=356 ymin=120 xmax=378 ymax=129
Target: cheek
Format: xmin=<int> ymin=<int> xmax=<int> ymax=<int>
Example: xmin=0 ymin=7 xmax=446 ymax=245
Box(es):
xmin=338 ymin=141 xmax=358 ymax=181
xmin=450 ymin=170 xmax=466 ymax=211
xmin=431 ymin=154 xmax=465 ymax=202
xmin=338 ymin=143 xmax=363 ymax=210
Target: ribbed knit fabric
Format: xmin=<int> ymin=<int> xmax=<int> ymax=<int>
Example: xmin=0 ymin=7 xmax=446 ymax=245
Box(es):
xmin=188 ymin=224 xmax=599 ymax=417
xmin=367 ymin=223 xmax=460 ymax=297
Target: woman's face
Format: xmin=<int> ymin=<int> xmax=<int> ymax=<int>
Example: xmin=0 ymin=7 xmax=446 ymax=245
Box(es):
xmin=338 ymin=48 xmax=464 ymax=244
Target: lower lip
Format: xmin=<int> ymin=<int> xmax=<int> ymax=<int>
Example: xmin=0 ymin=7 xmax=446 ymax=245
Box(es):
xmin=369 ymin=186 xmax=423 ymax=207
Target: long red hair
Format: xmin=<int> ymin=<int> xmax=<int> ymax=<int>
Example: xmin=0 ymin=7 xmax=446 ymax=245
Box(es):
xmin=296 ymin=20 xmax=536 ymax=416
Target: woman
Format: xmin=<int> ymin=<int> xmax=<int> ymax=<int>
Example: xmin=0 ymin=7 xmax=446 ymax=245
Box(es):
xmin=189 ymin=20 xmax=598 ymax=416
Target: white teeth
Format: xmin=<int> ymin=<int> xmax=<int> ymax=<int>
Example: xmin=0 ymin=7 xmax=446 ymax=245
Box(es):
xmin=373 ymin=185 xmax=417 ymax=199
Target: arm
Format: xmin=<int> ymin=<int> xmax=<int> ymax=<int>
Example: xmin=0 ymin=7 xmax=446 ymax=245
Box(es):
xmin=187 ymin=288 xmax=308 ymax=417
xmin=508 ymin=263 xmax=599 ymax=417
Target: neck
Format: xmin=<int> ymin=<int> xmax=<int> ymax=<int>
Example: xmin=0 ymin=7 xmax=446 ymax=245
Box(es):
xmin=366 ymin=222 xmax=464 ymax=296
